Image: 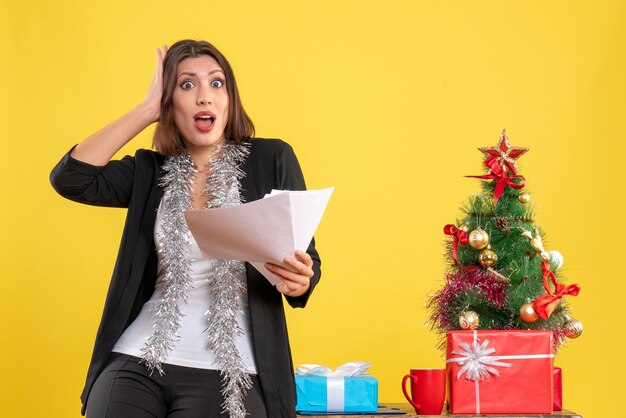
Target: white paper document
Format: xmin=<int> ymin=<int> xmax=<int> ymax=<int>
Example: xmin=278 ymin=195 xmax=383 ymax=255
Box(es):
xmin=184 ymin=187 xmax=333 ymax=285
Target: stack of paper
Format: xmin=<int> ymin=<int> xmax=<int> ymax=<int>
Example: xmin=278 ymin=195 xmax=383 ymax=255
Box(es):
xmin=184 ymin=187 xmax=333 ymax=285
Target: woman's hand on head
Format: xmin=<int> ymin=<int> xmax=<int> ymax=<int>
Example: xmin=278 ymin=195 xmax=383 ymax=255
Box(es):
xmin=141 ymin=45 xmax=167 ymax=123
xmin=266 ymin=250 xmax=314 ymax=297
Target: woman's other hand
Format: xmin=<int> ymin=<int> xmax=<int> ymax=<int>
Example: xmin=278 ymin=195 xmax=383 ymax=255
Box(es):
xmin=266 ymin=250 xmax=314 ymax=297
xmin=142 ymin=45 xmax=167 ymax=123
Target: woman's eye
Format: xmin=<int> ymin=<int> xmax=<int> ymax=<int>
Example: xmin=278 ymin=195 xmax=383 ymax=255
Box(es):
xmin=211 ymin=79 xmax=224 ymax=88
xmin=181 ymin=81 xmax=195 ymax=90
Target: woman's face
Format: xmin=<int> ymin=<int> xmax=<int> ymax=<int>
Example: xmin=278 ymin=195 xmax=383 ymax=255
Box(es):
xmin=172 ymin=55 xmax=229 ymax=156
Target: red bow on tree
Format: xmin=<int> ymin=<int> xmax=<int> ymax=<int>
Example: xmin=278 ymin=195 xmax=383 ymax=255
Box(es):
xmin=532 ymin=260 xmax=581 ymax=320
xmin=443 ymin=224 xmax=476 ymax=270
xmin=466 ymin=158 xmax=526 ymax=204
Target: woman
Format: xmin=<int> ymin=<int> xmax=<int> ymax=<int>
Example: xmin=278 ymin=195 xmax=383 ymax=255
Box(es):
xmin=50 ymin=40 xmax=321 ymax=418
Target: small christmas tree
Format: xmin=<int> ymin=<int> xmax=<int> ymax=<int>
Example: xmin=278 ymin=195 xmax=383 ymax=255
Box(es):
xmin=428 ymin=130 xmax=582 ymax=352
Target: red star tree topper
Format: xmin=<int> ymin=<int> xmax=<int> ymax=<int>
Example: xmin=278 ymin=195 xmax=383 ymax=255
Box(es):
xmin=479 ymin=130 xmax=529 ymax=176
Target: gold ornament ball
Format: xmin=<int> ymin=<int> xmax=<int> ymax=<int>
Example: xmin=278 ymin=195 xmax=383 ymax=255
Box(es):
xmin=519 ymin=301 xmax=538 ymax=323
xmin=468 ymin=228 xmax=490 ymax=250
xmin=564 ymin=318 xmax=583 ymax=339
xmin=518 ymin=192 xmax=531 ymax=204
xmin=459 ymin=311 xmax=480 ymax=330
xmin=479 ymin=248 xmax=498 ymax=268
xmin=458 ymin=224 xmax=470 ymax=233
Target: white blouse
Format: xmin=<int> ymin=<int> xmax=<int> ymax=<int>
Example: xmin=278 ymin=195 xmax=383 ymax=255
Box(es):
xmin=112 ymin=200 xmax=258 ymax=373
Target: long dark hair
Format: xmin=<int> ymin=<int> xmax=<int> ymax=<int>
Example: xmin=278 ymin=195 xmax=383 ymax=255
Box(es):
xmin=153 ymin=40 xmax=255 ymax=155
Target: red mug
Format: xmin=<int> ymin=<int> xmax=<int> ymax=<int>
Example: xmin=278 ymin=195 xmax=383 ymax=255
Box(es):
xmin=402 ymin=368 xmax=446 ymax=415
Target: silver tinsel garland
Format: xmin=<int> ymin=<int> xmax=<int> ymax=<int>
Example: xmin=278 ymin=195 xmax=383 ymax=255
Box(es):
xmin=142 ymin=142 xmax=251 ymax=418
xmin=142 ymin=152 xmax=196 ymax=375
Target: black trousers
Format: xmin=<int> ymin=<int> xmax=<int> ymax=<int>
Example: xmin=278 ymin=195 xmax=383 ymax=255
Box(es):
xmin=86 ymin=353 xmax=268 ymax=418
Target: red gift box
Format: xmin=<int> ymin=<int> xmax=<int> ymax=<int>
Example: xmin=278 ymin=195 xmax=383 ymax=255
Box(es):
xmin=553 ymin=367 xmax=562 ymax=411
xmin=446 ymin=330 xmax=553 ymax=414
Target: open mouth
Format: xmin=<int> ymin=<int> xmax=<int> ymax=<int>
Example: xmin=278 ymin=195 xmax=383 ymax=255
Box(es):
xmin=194 ymin=111 xmax=216 ymax=133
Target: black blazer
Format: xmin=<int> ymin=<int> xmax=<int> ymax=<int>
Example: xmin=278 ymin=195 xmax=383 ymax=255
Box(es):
xmin=50 ymin=138 xmax=321 ymax=417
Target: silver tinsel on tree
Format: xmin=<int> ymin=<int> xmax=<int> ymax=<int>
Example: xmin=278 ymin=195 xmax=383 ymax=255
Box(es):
xmin=142 ymin=142 xmax=252 ymax=418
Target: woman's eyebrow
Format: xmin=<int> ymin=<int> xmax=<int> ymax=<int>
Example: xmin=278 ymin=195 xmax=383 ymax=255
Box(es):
xmin=177 ymin=69 xmax=225 ymax=79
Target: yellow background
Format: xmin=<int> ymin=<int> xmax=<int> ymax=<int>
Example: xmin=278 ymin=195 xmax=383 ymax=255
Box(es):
xmin=1 ymin=1 xmax=624 ymax=417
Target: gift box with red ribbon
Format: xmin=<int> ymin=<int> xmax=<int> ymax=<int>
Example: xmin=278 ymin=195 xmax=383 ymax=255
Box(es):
xmin=446 ymin=330 xmax=554 ymax=414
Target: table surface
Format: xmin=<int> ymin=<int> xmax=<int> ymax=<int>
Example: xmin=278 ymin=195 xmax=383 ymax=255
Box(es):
xmin=297 ymin=403 xmax=582 ymax=418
